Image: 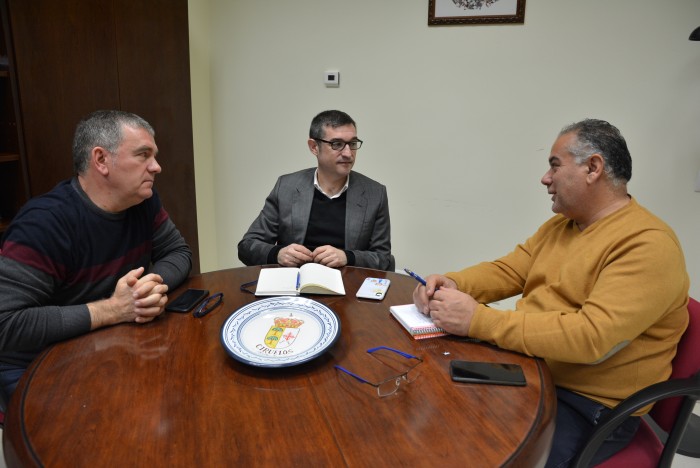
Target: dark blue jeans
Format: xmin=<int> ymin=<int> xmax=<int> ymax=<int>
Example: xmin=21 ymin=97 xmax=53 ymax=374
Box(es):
xmin=0 ymin=362 xmax=26 ymax=412
xmin=545 ymin=387 xmax=641 ymax=468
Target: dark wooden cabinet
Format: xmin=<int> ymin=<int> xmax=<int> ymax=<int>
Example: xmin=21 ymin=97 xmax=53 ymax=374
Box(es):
xmin=0 ymin=0 xmax=199 ymax=273
xmin=0 ymin=4 xmax=29 ymax=234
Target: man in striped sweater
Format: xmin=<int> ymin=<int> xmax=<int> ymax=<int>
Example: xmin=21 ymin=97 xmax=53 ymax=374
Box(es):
xmin=0 ymin=110 xmax=192 ymax=407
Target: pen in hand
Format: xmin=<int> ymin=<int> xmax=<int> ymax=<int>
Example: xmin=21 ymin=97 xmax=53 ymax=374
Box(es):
xmin=405 ymin=268 xmax=441 ymax=296
xmin=404 ymin=268 xmax=427 ymax=286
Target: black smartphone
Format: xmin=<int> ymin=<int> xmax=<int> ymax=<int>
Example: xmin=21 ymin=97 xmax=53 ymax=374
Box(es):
xmin=166 ymin=288 xmax=209 ymax=312
xmin=450 ymin=360 xmax=526 ymax=386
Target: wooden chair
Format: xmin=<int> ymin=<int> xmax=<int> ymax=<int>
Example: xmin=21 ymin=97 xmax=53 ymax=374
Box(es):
xmin=573 ymin=297 xmax=700 ymax=467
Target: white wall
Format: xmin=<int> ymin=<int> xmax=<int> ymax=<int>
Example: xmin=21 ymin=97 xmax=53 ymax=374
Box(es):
xmin=189 ymin=0 xmax=700 ymax=299
xmin=188 ymin=0 xmax=217 ymax=272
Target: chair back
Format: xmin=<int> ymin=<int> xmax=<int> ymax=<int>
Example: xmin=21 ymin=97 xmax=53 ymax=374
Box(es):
xmin=650 ymin=296 xmax=700 ymax=431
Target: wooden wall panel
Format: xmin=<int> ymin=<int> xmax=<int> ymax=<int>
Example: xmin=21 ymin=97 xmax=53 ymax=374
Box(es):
xmin=7 ymin=0 xmax=120 ymax=195
xmin=115 ymin=0 xmax=199 ymax=273
xmin=4 ymin=0 xmax=199 ymax=273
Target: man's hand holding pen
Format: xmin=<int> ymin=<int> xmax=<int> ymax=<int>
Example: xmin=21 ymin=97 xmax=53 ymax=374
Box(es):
xmin=409 ymin=270 xmax=477 ymax=336
xmin=411 ymin=273 xmax=459 ymax=314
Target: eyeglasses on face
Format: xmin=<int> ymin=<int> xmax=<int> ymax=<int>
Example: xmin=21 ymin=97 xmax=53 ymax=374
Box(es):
xmin=334 ymin=346 xmax=423 ymax=397
xmin=315 ymin=138 xmax=363 ymax=151
xmin=193 ymin=292 xmax=223 ymax=318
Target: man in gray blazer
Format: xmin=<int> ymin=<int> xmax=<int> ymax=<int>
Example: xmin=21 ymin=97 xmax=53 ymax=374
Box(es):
xmin=238 ymin=110 xmax=394 ymax=271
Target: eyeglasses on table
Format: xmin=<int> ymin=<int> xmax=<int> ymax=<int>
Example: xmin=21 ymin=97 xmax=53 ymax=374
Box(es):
xmin=335 ymin=346 xmax=423 ymax=397
xmin=193 ymin=292 xmax=223 ymax=318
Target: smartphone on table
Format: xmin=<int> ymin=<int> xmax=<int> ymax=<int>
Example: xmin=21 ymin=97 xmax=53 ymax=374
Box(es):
xmin=449 ymin=360 xmax=526 ymax=386
xmin=165 ymin=288 xmax=209 ymax=312
xmin=356 ymin=277 xmax=391 ymax=300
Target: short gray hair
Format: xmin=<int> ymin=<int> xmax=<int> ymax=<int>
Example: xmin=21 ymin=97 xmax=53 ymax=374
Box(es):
xmin=559 ymin=119 xmax=632 ymax=186
xmin=72 ymin=110 xmax=155 ymax=174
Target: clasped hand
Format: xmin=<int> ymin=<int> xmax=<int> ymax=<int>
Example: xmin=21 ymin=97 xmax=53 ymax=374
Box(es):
xmin=277 ymin=243 xmax=347 ymax=268
xmin=125 ymin=267 xmax=168 ymax=323
xmin=412 ymin=274 xmax=478 ymax=336
xmin=89 ymin=266 xmax=168 ymax=329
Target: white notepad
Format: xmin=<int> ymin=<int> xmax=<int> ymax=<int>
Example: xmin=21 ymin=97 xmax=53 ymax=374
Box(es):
xmin=389 ymin=304 xmax=448 ymax=340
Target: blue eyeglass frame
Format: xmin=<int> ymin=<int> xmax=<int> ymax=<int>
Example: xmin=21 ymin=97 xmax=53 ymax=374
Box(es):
xmin=334 ymin=346 xmax=423 ymax=396
xmin=193 ymin=292 xmax=223 ymax=318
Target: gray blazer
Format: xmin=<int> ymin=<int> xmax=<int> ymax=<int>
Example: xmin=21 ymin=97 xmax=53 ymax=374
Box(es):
xmin=238 ymin=168 xmax=394 ymax=271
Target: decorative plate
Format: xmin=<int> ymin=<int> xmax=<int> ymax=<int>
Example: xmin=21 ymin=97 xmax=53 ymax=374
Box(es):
xmin=220 ymin=296 xmax=341 ymax=367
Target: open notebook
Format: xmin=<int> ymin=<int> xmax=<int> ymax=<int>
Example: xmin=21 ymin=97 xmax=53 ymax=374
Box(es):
xmin=254 ymin=263 xmax=345 ymax=296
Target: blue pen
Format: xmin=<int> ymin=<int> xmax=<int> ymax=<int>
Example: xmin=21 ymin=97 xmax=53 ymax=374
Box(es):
xmin=296 ymin=272 xmax=301 ymax=290
xmin=404 ymin=268 xmax=427 ymax=286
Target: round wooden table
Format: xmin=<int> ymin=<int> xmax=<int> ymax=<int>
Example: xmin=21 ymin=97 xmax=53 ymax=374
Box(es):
xmin=3 ymin=266 xmax=555 ymax=467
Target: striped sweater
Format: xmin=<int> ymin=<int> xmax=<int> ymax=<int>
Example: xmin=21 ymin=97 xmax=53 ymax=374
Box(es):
xmin=0 ymin=178 xmax=191 ymax=367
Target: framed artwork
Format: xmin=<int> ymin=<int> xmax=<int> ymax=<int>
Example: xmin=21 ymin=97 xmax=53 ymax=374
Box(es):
xmin=428 ymin=0 xmax=526 ymax=26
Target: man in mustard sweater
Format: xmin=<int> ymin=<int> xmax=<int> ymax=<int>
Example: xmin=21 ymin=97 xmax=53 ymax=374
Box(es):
xmin=413 ymin=119 xmax=689 ymax=467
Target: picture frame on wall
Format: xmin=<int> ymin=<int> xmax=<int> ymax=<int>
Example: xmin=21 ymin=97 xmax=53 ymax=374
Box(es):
xmin=428 ymin=0 xmax=526 ymax=26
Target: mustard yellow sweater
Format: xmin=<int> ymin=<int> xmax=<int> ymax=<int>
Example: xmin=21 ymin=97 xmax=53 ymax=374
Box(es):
xmin=446 ymin=198 xmax=689 ymax=410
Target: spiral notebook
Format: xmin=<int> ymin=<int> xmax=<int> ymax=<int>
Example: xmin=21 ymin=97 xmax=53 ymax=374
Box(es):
xmin=389 ymin=304 xmax=448 ymax=340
